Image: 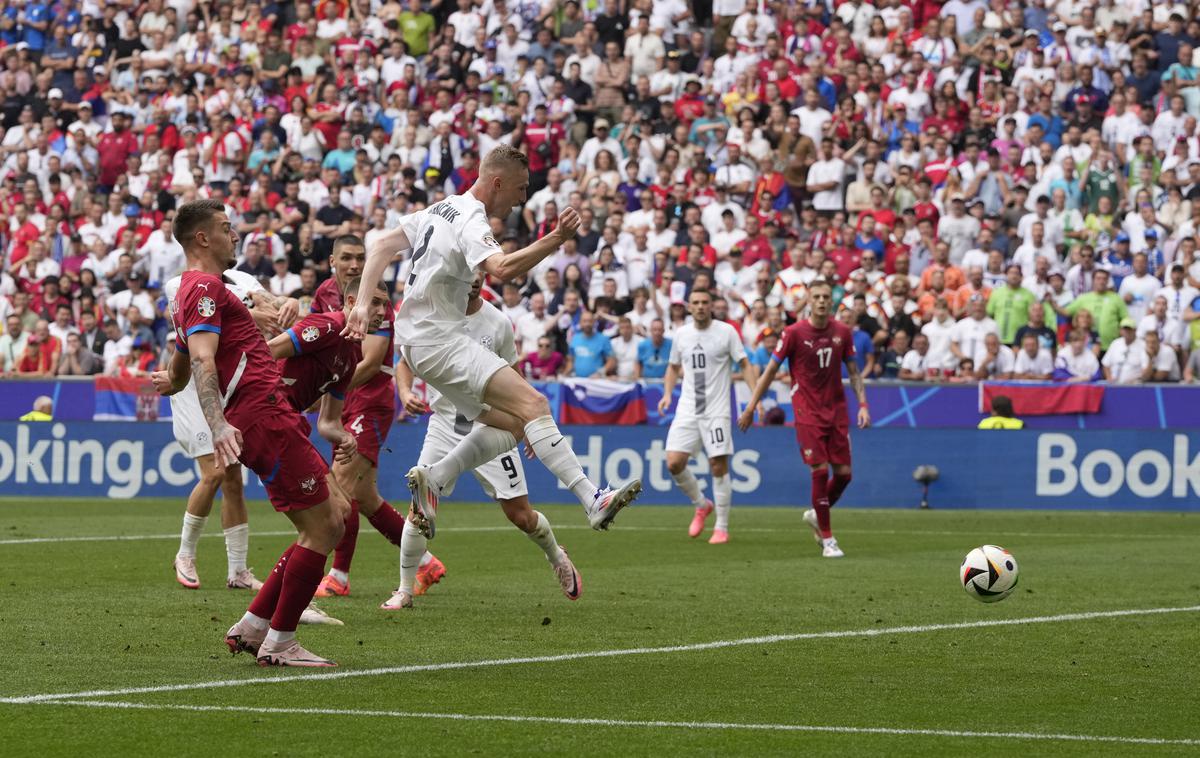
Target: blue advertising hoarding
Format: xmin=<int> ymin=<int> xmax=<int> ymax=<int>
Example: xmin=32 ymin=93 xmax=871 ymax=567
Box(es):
xmin=0 ymin=422 xmax=1196 ymax=512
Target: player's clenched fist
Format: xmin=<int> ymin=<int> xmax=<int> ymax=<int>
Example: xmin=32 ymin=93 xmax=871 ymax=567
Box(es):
xmin=556 ymin=207 xmax=581 ymax=240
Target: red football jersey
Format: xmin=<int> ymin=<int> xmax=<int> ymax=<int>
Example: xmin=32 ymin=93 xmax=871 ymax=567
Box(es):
xmin=344 ymin=322 xmax=396 ymax=413
xmin=280 ymin=310 xmax=361 ymax=412
xmin=310 ymin=276 xmax=344 ymax=314
xmin=173 ymin=270 xmax=284 ymax=426
xmin=773 ymin=319 xmax=855 ymax=428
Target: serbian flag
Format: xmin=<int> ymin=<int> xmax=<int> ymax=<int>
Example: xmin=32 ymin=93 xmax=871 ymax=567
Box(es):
xmin=560 ymin=379 xmax=647 ymax=425
xmin=980 ymin=381 xmax=1104 ymax=416
xmin=94 ymin=376 xmax=172 ymax=421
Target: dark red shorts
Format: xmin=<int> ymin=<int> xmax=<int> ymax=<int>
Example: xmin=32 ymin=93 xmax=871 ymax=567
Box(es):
xmin=341 ymin=403 xmax=393 ymax=467
xmin=794 ymin=420 xmax=852 ymax=467
xmin=240 ymin=410 xmax=330 ymax=512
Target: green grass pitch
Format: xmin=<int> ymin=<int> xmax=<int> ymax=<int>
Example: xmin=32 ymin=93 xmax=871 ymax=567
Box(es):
xmin=0 ymin=497 xmax=1198 ymax=756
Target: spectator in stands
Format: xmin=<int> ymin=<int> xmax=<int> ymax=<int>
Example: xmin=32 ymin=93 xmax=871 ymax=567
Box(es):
xmin=1013 ymin=333 xmax=1054 ymax=381
xmin=988 ymin=265 xmax=1035 ymax=346
xmin=609 ymin=316 xmax=639 ymax=381
xmin=101 ymin=319 xmax=132 ymax=376
xmin=1051 ymin=269 xmax=1128 ymax=349
xmin=974 ymin=333 xmax=1015 ymax=381
xmin=1054 ymin=330 xmax=1102 ymax=383
xmin=565 ymin=309 xmax=615 ymax=379
xmin=1102 ymin=319 xmax=1147 ymax=384
xmin=57 ymin=332 xmax=100 ymax=376
xmin=900 ymin=332 xmax=934 ymax=382
xmin=521 ymin=336 xmax=564 ymax=381
xmin=875 ymin=330 xmax=910 ymax=380
xmin=636 ymin=318 xmax=671 ymax=380
xmin=0 ymin=314 xmax=29 ymax=374
xmin=1014 ymin=303 xmax=1058 ymax=356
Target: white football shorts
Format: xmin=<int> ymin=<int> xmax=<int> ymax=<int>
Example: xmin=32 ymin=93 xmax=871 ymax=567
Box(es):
xmin=170 ymin=384 xmax=214 ymax=459
xmin=402 ymin=334 xmax=509 ymax=422
xmin=419 ymin=413 xmax=528 ymax=500
xmin=666 ymin=413 xmax=734 ymax=459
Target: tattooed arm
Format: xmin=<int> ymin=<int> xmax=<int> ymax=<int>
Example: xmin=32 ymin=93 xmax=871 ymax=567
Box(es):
xmin=188 ymin=331 xmax=243 ymax=468
xmin=845 ymin=354 xmax=871 ymax=429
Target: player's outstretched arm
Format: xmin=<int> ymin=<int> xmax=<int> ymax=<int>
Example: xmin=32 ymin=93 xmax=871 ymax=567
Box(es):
xmin=845 ymin=354 xmax=871 ymax=429
xmin=187 ymin=331 xmax=242 ymax=470
xmin=737 ymin=358 xmax=781 ymax=432
xmin=394 ymin=355 xmax=429 ymax=415
xmin=481 ymin=207 xmax=581 ymax=282
xmin=657 ymin=362 xmax=680 ymax=415
xmin=151 ymin=348 xmax=191 ymax=396
xmin=317 ymin=394 xmax=357 ymax=464
xmin=344 ymin=225 xmax=411 ymax=340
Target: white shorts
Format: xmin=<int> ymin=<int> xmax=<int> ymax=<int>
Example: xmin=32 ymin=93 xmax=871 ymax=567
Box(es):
xmin=170 ymin=384 xmax=213 ymax=459
xmin=666 ymin=413 xmax=734 ymax=459
xmin=418 ymin=414 xmax=528 ymax=500
xmin=402 ymin=335 xmax=509 ymax=422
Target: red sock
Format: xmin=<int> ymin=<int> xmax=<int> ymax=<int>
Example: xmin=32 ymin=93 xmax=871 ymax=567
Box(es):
xmin=270 ymin=545 xmax=327 ymax=633
xmin=247 ymin=544 xmax=296 ymax=620
xmin=811 ymin=469 xmax=832 ymax=539
xmin=331 ymin=499 xmax=360 ymax=573
xmin=828 ymin=472 xmax=853 ymax=507
xmin=366 ymin=501 xmax=406 ymax=547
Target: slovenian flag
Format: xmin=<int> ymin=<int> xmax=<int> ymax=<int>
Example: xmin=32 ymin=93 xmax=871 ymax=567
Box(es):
xmin=94 ymin=376 xmax=172 ymax=421
xmin=559 ymin=379 xmax=647 ymax=425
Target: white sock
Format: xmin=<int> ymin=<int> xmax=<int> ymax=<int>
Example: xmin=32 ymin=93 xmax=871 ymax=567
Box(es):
xmin=526 ymin=511 xmax=561 ymax=562
xmin=399 ymin=520 xmax=427 ymax=594
xmin=428 ymin=425 xmax=517 ymax=492
xmin=223 ymin=523 xmax=249 ymax=579
xmin=419 ymin=551 xmax=433 ymax=567
xmin=178 ymin=513 xmax=207 ymax=558
xmin=713 ymin=473 xmax=732 ymax=531
xmin=241 ymin=611 xmax=269 ymax=630
xmin=265 ymin=628 xmax=295 ymax=644
xmin=671 ymin=468 xmax=707 ymax=509
xmin=328 ymin=568 xmax=349 ymax=584
xmin=524 ymin=415 xmax=597 ymax=507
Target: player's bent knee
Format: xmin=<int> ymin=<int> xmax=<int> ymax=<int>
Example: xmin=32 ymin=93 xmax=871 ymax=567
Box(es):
xmin=709 ymin=457 xmax=730 ymax=477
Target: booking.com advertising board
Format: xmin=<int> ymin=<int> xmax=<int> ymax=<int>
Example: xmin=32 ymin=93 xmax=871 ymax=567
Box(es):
xmin=0 ymin=422 xmax=1198 ymax=512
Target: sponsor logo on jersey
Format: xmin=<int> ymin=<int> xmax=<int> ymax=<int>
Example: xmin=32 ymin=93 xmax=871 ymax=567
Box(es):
xmin=302 ymin=326 xmax=320 ymax=342
xmin=196 ymin=282 xmax=210 ymax=292
xmin=197 ymin=296 xmax=216 ymax=317
xmin=803 ymin=340 xmax=814 ymax=348
xmin=300 ymin=476 xmax=317 ymax=494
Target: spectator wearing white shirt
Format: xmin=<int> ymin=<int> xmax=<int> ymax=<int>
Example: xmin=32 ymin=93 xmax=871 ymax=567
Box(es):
xmin=1123 ymin=248 xmax=1165 ymax=307
xmin=100 ymin=318 xmax=133 ymax=376
xmin=922 ymin=299 xmax=959 ymax=370
xmin=515 ymin=292 xmax=554 ymax=355
xmin=609 ymin=317 xmax=640 ymax=380
xmin=973 ymin=332 xmax=1015 ymax=379
xmin=105 ymin=273 xmax=155 ymax=332
xmin=137 ymin=218 xmax=185 ymax=286
xmin=1136 ymin=295 xmax=1184 ymax=348
xmin=1137 ymin=331 xmax=1181 ymax=382
xmin=1102 ymin=320 xmax=1147 ymax=383
xmin=268 ymin=253 xmax=302 ymax=297
xmin=1012 ymin=221 xmax=1058 ymax=278
xmin=950 ymin=296 xmax=999 ymax=368
xmin=791 ymin=89 xmax=832 ymax=146
xmin=899 ymin=332 xmax=934 ymax=380
xmin=807 ymin=139 xmax=846 ymax=214
xmin=1013 ymin=333 xmax=1054 ymax=379
xmin=1054 ymin=329 xmax=1102 ymax=382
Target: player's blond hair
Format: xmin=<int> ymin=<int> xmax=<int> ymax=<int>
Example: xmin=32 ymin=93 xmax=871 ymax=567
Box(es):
xmin=481 ymin=144 xmax=530 ymax=176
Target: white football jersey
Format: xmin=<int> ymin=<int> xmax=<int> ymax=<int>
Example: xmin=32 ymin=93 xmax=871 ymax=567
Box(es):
xmin=395 ymin=193 xmax=504 ymax=347
xmin=427 ymin=299 xmax=517 ymax=427
xmin=166 ymin=269 xmax=264 ymax=416
xmin=668 ymin=321 xmax=746 ymax=419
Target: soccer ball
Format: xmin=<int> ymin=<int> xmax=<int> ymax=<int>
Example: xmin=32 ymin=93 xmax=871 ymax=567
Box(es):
xmin=960 ymin=545 xmax=1019 ymax=603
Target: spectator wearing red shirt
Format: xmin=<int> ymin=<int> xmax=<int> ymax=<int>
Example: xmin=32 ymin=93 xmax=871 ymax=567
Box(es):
xmin=521 ymin=338 xmax=564 ymax=380
xmin=522 ymin=104 xmax=563 ymax=194
xmin=97 ymin=112 xmax=139 ymax=190
xmin=827 ymin=227 xmax=862 ymax=283
xmin=740 ymin=215 xmax=774 ymax=266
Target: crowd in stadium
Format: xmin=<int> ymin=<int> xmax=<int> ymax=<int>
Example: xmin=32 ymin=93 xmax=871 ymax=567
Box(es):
xmin=1 ymin=0 xmax=1200 ymax=387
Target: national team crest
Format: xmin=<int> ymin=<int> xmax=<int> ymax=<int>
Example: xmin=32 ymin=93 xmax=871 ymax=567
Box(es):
xmin=197 ymin=296 xmax=216 ymax=317
xmin=833 ymin=337 xmax=843 ymax=345
xmin=803 ymin=448 xmax=813 ymax=459
xmin=480 ymin=335 xmax=494 ymax=350
xmin=302 ymin=326 xmax=320 ymax=342
xmin=300 ymin=476 xmax=317 ymax=494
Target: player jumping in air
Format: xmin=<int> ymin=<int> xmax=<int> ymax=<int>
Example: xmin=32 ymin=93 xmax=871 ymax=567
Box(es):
xmin=344 ymin=144 xmax=641 ymax=537
xmin=738 ymin=279 xmax=871 ymax=558
xmin=305 ymin=236 xmax=446 ymax=597
xmin=384 ymin=274 xmax=581 ymax=609
xmin=658 ymin=289 xmax=758 ymax=544
xmin=154 ymin=199 xmax=344 ymax=667
xmin=267 ymin=275 xmax=444 ymax=599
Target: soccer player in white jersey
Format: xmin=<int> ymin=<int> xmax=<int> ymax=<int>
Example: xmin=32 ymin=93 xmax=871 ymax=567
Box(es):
xmin=345 ymin=144 xmax=640 ymax=536
xmin=383 ymin=274 xmax=581 ymax=609
xmin=657 ymin=289 xmax=758 ymax=543
xmin=164 ymin=268 xmax=292 ymax=591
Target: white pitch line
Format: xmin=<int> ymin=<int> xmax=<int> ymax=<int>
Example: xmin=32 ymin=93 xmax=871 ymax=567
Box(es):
xmin=4 ymin=605 xmax=1197 ymax=705
xmin=0 ymin=525 xmax=1190 ymax=546
xmin=24 ymin=700 xmax=1199 ymax=748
